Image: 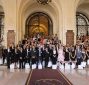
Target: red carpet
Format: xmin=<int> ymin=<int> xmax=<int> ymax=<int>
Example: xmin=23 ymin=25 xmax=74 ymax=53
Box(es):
xmin=25 ymin=69 xmax=73 ymax=85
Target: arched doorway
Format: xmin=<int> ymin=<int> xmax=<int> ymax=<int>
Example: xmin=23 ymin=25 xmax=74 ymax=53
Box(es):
xmin=25 ymin=12 xmax=53 ymax=37
xmin=76 ymin=12 xmax=89 ymax=37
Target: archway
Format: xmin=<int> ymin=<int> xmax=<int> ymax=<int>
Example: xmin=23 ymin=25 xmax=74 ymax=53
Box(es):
xmin=76 ymin=12 xmax=89 ymax=36
xmin=18 ymin=0 xmax=61 ymax=43
xmin=25 ymin=12 xmax=53 ymax=37
xmin=76 ymin=0 xmax=89 ymax=38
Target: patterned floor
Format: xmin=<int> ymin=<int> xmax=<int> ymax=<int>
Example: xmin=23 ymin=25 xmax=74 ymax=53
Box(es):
xmin=0 ymin=66 xmax=89 ymax=85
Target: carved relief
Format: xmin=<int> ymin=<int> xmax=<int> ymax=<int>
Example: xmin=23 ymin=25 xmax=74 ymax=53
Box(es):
xmin=7 ymin=30 xmax=15 ymax=47
xmin=66 ymin=30 xmax=74 ymax=46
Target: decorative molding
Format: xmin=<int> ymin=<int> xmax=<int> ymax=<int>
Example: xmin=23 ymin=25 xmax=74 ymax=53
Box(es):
xmin=7 ymin=30 xmax=15 ymax=47
xmin=66 ymin=30 xmax=74 ymax=45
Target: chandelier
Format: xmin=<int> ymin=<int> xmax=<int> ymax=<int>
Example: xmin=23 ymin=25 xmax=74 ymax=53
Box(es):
xmin=37 ymin=0 xmax=52 ymax=5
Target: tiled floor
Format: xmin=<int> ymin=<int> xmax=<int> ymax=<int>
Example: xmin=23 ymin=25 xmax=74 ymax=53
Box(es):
xmin=60 ymin=68 xmax=89 ymax=85
xmin=0 ymin=66 xmax=89 ymax=85
xmin=0 ymin=66 xmax=29 ymax=85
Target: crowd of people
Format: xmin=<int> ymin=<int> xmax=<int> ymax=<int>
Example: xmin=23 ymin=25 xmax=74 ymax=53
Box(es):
xmin=1 ymin=34 xmax=89 ymax=69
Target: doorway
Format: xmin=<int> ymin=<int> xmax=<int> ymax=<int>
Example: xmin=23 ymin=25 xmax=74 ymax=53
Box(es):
xmin=25 ymin=12 xmax=53 ymax=37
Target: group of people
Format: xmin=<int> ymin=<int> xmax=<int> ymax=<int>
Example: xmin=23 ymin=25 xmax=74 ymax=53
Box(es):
xmin=1 ymin=34 xmax=89 ymax=69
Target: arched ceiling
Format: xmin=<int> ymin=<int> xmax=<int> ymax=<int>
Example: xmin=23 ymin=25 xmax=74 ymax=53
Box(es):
xmin=18 ymin=0 xmax=61 ymax=21
xmin=77 ymin=0 xmax=89 ymax=6
xmin=0 ymin=5 xmax=4 ymax=12
xmin=19 ymin=0 xmax=61 ymax=12
xmin=17 ymin=0 xmax=62 ymax=37
xmin=76 ymin=0 xmax=89 ymax=18
xmin=77 ymin=0 xmax=89 ymax=9
xmin=0 ymin=0 xmax=4 ymax=13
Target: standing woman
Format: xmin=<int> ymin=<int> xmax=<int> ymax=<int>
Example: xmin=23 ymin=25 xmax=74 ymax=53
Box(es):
xmin=57 ymin=45 xmax=64 ymax=64
xmin=52 ymin=45 xmax=58 ymax=65
xmin=70 ymin=46 xmax=76 ymax=61
xmin=64 ymin=45 xmax=70 ymax=62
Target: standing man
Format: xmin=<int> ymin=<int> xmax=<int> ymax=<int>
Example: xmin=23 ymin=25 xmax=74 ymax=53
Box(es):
xmin=7 ymin=46 xmax=12 ymax=69
xmin=44 ymin=47 xmax=50 ymax=68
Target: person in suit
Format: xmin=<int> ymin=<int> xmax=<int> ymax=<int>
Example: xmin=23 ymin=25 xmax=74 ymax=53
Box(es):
xmin=49 ymin=44 xmax=53 ymax=62
xmin=52 ymin=46 xmax=58 ymax=65
xmin=25 ymin=45 xmax=31 ymax=67
xmin=86 ymin=46 xmax=89 ymax=66
xmin=10 ymin=45 xmax=15 ymax=64
xmin=7 ymin=46 xmax=12 ymax=69
xmin=19 ymin=47 xmax=25 ymax=69
xmin=36 ymin=44 xmax=43 ymax=68
xmin=30 ymin=46 xmax=37 ymax=68
xmin=2 ymin=47 xmax=7 ymax=64
xmin=44 ymin=47 xmax=50 ymax=68
xmin=41 ymin=45 xmax=45 ymax=67
xmin=75 ymin=45 xmax=83 ymax=68
xmin=14 ymin=46 xmax=20 ymax=68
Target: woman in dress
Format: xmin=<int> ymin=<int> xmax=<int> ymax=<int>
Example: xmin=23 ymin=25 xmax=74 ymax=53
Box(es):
xmin=64 ymin=45 xmax=70 ymax=62
xmin=57 ymin=45 xmax=64 ymax=64
xmin=70 ymin=45 xmax=76 ymax=61
xmin=52 ymin=45 xmax=58 ymax=65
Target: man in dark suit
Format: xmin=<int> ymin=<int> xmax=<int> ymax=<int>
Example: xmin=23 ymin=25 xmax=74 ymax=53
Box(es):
xmin=44 ymin=47 xmax=50 ymax=68
xmin=19 ymin=47 xmax=25 ymax=69
xmin=25 ymin=45 xmax=31 ymax=67
xmin=2 ymin=47 xmax=7 ymax=64
xmin=30 ymin=46 xmax=37 ymax=68
xmin=7 ymin=47 xmax=12 ymax=69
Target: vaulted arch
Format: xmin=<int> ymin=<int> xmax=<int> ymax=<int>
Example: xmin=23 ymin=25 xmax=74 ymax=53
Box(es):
xmin=17 ymin=0 xmax=62 ymax=41
xmin=76 ymin=0 xmax=89 ymax=37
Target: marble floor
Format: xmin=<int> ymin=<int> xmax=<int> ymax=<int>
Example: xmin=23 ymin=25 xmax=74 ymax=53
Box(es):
xmin=0 ymin=66 xmax=89 ymax=85
xmin=60 ymin=68 xmax=89 ymax=85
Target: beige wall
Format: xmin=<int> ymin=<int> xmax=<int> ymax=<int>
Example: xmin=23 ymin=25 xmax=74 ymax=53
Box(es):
xmin=1 ymin=0 xmax=17 ymax=47
xmin=0 ymin=0 xmax=89 ymax=47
